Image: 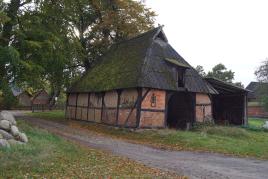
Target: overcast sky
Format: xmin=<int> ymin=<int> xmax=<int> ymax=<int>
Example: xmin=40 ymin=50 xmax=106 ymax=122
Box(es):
xmin=145 ymin=0 xmax=268 ymax=86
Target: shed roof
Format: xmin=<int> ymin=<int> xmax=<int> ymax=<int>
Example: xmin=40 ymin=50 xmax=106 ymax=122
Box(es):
xmin=68 ymin=27 xmax=217 ymax=94
xmin=205 ymin=77 xmax=248 ymax=94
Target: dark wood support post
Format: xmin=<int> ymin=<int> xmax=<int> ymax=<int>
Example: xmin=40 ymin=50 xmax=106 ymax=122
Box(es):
xmin=164 ymin=91 xmax=170 ymax=128
xmin=65 ymin=93 xmax=69 ymax=120
xmin=74 ymin=93 xmax=78 ymax=120
xmin=116 ymin=90 xmax=122 ymax=126
xmin=192 ymin=93 xmax=196 ymax=124
xmin=87 ymin=93 xmax=90 ymax=121
xmin=244 ymin=93 xmax=248 ymax=126
xmin=136 ymin=88 xmax=142 ymax=128
xmin=100 ymin=92 xmax=105 ymax=123
xmin=31 ymin=102 xmax=34 ymax=113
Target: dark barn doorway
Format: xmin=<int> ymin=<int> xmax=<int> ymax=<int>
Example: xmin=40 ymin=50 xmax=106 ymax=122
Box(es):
xmin=212 ymin=94 xmax=245 ymax=125
xmin=167 ymin=92 xmax=194 ymax=129
xmin=205 ymin=78 xmax=248 ymax=125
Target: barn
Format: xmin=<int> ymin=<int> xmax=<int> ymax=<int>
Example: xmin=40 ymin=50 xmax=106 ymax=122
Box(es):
xmin=66 ymin=27 xmax=248 ymax=129
xmin=11 ymin=86 xmax=32 ymax=108
xmin=17 ymin=91 xmax=32 ymax=107
xmin=31 ymin=90 xmax=50 ymax=111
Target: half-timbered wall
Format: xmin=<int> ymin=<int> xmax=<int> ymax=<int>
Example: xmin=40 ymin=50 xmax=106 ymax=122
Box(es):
xmin=66 ymin=93 xmax=77 ymax=119
xmin=195 ymin=93 xmax=212 ymax=122
xmin=139 ymin=89 xmax=166 ymax=128
xmin=66 ymin=88 xmax=139 ymax=127
xmin=102 ymin=90 xmax=118 ymax=125
xmin=118 ymin=89 xmax=138 ymax=127
xmin=88 ymin=93 xmax=103 ymax=123
xmin=76 ymin=93 xmax=88 ymax=121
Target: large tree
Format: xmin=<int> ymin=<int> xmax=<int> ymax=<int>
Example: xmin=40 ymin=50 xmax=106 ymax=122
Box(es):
xmin=65 ymin=0 xmax=156 ymax=70
xmin=255 ymin=59 xmax=268 ymax=110
xmin=195 ymin=65 xmax=206 ymax=77
xmin=207 ymin=63 xmax=234 ymax=83
xmin=255 ymin=59 xmax=268 ymax=83
xmin=0 ymin=0 xmax=34 ymax=108
xmin=195 ymin=64 xmax=244 ymax=87
xmin=0 ymin=0 xmax=156 ymax=108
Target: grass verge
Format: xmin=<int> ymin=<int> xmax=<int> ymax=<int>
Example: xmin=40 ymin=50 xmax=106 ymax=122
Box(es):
xmin=28 ymin=111 xmax=268 ymax=160
xmin=0 ymin=119 xmax=178 ymax=178
xmin=248 ymin=118 xmax=266 ymax=128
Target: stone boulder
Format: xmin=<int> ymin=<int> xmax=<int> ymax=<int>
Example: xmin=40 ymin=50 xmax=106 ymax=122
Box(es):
xmin=0 ymin=120 xmax=11 ymax=131
xmin=0 ymin=139 xmax=10 ymax=148
xmin=0 ymin=129 xmax=14 ymax=140
xmin=0 ymin=111 xmax=16 ymax=125
xmin=11 ymin=125 xmax=19 ymax=137
xmin=263 ymin=121 xmax=268 ymax=129
xmin=8 ymin=139 xmax=24 ymax=146
xmin=0 ymin=111 xmax=28 ymax=148
xmin=18 ymin=132 xmax=28 ymax=143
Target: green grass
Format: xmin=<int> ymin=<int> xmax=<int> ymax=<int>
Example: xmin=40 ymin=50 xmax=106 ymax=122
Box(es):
xmin=0 ymin=120 xmax=176 ymax=178
xmin=248 ymin=118 xmax=267 ymax=128
xmin=28 ymin=111 xmax=268 ymax=160
xmin=29 ymin=110 xmax=65 ymax=121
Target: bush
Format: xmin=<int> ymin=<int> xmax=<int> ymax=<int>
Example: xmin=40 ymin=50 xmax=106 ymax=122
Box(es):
xmin=192 ymin=121 xmax=215 ymax=131
xmin=0 ymin=84 xmax=18 ymax=109
xmin=192 ymin=121 xmax=250 ymax=139
xmin=203 ymin=126 xmax=250 ymax=139
xmin=242 ymin=125 xmax=268 ymax=133
xmin=261 ymin=95 xmax=268 ymax=111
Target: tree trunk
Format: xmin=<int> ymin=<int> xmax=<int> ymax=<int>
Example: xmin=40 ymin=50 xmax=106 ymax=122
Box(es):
xmin=0 ymin=0 xmax=21 ymax=46
xmin=49 ymin=85 xmax=61 ymax=110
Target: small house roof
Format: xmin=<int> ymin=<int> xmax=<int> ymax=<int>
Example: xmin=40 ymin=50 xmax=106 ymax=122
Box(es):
xmin=246 ymin=81 xmax=268 ymax=99
xmin=32 ymin=90 xmax=49 ymax=100
xmin=68 ymin=27 xmax=217 ymax=94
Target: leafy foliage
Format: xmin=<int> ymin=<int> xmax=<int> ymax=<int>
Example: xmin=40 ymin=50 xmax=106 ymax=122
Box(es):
xmin=63 ymin=0 xmax=156 ymax=69
xmin=261 ymin=95 xmax=268 ymax=111
xmin=255 ymin=59 xmax=268 ymax=83
xmin=195 ymin=65 xmax=206 ymax=77
xmin=0 ymin=0 xmax=156 ymax=108
xmin=207 ymin=63 xmax=234 ymax=83
xmin=255 ymin=59 xmax=268 ymax=109
xmin=195 ymin=64 xmax=244 ymax=87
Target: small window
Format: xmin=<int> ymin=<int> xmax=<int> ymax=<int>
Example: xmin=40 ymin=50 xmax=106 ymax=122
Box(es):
xmin=150 ymin=93 xmax=157 ymax=107
xmin=177 ymin=68 xmax=185 ymax=87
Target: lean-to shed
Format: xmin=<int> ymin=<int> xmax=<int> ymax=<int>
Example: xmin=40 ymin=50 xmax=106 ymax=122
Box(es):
xmin=66 ymin=27 xmax=248 ymax=129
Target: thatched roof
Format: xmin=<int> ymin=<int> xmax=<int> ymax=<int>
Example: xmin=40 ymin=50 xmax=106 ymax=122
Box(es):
xmin=68 ymin=27 xmax=217 ymax=94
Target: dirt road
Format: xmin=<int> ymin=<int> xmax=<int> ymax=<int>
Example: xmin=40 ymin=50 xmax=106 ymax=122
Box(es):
xmin=17 ymin=115 xmax=268 ymax=179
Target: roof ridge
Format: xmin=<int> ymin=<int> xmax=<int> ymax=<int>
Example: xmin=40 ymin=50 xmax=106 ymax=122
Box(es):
xmin=111 ymin=26 xmax=160 ymax=47
xmin=205 ymin=77 xmax=246 ymax=90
